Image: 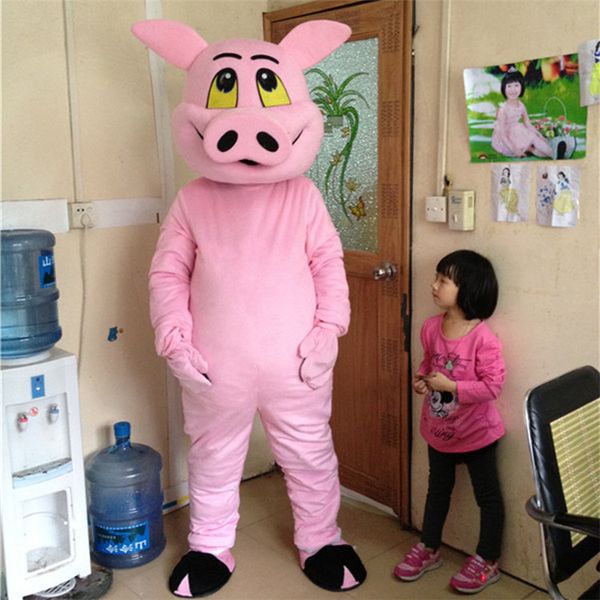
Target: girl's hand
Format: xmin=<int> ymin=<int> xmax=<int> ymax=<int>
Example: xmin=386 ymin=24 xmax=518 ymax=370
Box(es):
xmin=424 ymin=371 xmax=457 ymax=393
xmin=412 ymin=376 xmax=429 ymax=395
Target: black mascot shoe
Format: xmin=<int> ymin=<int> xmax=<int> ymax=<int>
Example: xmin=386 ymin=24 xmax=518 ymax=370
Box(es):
xmin=303 ymin=544 xmax=367 ymax=591
xmin=169 ymin=550 xmax=233 ymax=597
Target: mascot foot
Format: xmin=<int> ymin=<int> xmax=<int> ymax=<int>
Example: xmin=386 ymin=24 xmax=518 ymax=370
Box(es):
xmin=301 ymin=544 xmax=367 ymax=591
xmin=169 ymin=550 xmax=235 ymax=597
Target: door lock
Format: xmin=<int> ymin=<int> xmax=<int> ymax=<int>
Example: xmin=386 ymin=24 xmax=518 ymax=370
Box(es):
xmin=373 ymin=262 xmax=397 ymax=281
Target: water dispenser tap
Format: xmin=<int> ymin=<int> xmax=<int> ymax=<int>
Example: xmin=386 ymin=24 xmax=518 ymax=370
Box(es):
xmin=48 ymin=404 xmax=60 ymax=423
xmin=17 ymin=413 xmax=29 ymax=431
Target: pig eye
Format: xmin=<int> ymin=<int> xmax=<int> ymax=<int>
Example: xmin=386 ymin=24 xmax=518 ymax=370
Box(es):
xmin=207 ymin=68 xmax=238 ymax=109
xmin=256 ymin=68 xmax=290 ymax=107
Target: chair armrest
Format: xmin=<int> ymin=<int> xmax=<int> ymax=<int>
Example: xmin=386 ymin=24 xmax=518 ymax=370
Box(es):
xmin=526 ymin=496 xmax=600 ymax=539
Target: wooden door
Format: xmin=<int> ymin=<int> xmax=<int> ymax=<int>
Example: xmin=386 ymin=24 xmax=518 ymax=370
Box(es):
xmin=265 ymin=0 xmax=412 ymax=522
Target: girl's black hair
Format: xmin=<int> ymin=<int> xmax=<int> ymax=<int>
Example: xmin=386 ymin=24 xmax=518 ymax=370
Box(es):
xmin=500 ymin=69 xmax=525 ymax=98
xmin=437 ymin=250 xmax=498 ymax=319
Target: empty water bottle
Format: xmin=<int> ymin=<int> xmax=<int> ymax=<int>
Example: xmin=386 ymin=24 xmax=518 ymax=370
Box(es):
xmin=1 ymin=229 xmax=62 ymax=359
xmin=85 ymin=422 xmax=165 ymax=568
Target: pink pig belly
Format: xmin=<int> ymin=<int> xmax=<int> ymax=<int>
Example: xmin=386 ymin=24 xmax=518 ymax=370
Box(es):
xmin=189 ymin=255 xmax=315 ymax=385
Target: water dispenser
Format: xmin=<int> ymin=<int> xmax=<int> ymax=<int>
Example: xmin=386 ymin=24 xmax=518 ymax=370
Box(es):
xmin=1 ymin=230 xmax=91 ymax=599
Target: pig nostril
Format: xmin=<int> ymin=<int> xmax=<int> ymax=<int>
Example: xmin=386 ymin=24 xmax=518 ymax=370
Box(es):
xmin=217 ymin=130 xmax=238 ymax=152
xmin=256 ymin=132 xmax=279 ymax=153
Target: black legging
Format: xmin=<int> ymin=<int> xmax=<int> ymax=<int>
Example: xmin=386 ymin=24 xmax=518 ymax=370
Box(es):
xmin=421 ymin=441 xmax=504 ymax=561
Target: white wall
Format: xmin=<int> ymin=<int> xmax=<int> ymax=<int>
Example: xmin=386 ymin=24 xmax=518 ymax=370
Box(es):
xmin=2 ymin=0 xmax=166 ymax=464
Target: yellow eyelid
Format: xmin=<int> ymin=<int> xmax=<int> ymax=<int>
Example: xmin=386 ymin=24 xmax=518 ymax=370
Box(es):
xmin=257 ymin=73 xmax=290 ymax=107
xmin=207 ymin=72 xmax=238 ymax=109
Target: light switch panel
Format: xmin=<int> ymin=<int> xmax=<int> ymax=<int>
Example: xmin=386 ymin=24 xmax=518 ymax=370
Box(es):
xmin=425 ymin=196 xmax=447 ymax=222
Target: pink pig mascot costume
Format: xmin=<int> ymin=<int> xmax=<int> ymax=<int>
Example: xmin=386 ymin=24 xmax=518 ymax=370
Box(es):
xmin=132 ymin=19 xmax=366 ymax=597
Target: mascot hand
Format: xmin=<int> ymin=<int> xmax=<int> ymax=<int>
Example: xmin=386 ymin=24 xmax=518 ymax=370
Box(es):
xmin=298 ymin=326 xmax=339 ymax=390
xmin=156 ymin=326 xmax=212 ymax=393
xmin=167 ymin=342 xmax=212 ymax=394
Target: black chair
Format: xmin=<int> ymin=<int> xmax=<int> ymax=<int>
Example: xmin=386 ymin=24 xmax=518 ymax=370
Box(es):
xmin=524 ymin=366 xmax=600 ymax=599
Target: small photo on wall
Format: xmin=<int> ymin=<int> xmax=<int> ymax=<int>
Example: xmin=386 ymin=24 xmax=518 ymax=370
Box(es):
xmin=464 ymin=55 xmax=587 ymax=163
xmin=491 ymin=164 xmax=530 ymax=222
xmin=578 ymin=39 xmax=600 ymax=106
xmin=536 ymin=166 xmax=580 ymax=228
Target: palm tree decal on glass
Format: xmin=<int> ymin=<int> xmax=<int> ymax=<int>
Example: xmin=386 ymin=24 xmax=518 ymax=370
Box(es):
xmin=307 ymin=68 xmax=370 ymax=223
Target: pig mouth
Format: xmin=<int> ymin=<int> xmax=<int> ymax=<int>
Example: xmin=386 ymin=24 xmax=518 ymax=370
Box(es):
xmin=238 ymin=131 xmax=303 ymax=166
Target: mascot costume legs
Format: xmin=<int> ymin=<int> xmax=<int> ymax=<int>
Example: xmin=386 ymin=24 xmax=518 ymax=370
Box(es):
xmin=132 ymin=19 xmax=367 ymax=597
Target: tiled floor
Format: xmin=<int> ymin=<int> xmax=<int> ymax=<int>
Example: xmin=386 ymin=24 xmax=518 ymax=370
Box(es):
xmin=102 ymin=471 xmax=545 ymax=599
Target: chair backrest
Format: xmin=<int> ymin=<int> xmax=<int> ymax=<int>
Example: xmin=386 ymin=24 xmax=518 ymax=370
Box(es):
xmin=525 ymin=365 xmax=600 ymax=584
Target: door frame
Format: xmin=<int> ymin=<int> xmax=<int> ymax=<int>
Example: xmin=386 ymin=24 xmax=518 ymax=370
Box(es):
xmin=264 ymin=0 xmax=413 ymax=524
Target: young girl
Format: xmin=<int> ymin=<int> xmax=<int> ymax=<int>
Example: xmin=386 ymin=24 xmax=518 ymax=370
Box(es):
xmin=492 ymin=67 xmax=552 ymax=158
xmin=394 ymin=250 xmax=505 ymax=594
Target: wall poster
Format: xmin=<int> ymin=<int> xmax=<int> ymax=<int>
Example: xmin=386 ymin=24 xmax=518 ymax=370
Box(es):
xmin=491 ymin=164 xmax=530 ymax=223
xmin=464 ymin=55 xmax=587 ymax=163
xmin=536 ymin=166 xmax=580 ymax=228
xmin=578 ymin=39 xmax=600 ymax=106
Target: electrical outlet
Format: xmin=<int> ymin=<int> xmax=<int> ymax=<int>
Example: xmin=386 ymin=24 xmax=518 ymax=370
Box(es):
xmin=69 ymin=203 xmax=95 ymax=229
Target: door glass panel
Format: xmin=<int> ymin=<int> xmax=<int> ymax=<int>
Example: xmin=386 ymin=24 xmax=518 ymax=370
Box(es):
xmin=306 ymin=38 xmax=379 ymax=253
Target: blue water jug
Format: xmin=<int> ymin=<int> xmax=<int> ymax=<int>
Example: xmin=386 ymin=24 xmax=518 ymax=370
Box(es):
xmin=0 ymin=229 xmax=62 ymax=358
xmin=85 ymin=422 xmax=165 ymax=568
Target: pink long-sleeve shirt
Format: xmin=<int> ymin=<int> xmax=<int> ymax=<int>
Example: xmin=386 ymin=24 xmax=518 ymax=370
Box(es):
xmin=418 ymin=314 xmax=505 ymax=453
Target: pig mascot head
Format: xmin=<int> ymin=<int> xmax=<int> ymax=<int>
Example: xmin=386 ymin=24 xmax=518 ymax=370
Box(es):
xmin=133 ymin=19 xmax=366 ymax=598
xmin=132 ymin=19 xmax=350 ymax=184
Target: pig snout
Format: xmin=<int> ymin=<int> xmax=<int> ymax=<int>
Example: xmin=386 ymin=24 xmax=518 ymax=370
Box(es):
xmin=203 ymin=112 xmax=292 ymax=166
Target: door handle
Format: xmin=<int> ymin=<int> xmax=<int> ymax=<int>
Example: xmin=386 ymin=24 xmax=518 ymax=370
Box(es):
xmin=373 ymin=262 xmax=397 ymax=281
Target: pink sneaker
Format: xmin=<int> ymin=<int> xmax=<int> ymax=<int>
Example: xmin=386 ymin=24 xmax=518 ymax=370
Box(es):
xmin=450 ymin=554 xmax=500 ymax=593
xmin=394 ymin=542 xmax=442 ymax=581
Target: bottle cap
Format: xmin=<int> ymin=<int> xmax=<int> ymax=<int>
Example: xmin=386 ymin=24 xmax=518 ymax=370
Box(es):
xmin=114 ymin=421 xmax=131 ymax=439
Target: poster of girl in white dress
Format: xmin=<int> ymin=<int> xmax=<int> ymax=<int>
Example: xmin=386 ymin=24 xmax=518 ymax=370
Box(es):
xmin=536 ymin=166 xmax=580 ymax=227
xmin=491 ymin=164 xmax=530 ymax=222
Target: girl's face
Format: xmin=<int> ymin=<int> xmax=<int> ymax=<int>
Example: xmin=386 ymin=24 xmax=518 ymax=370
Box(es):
xmin=432 ymin=272 xmax=459 ymax=311
xmin=505 ymin=81 xmax=522 ymax=99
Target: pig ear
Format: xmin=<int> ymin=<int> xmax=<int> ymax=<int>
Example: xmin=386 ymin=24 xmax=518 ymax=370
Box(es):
xmin=278 ymin=20 xmax=351 ymax=69
xmin=132 ymin=20 xmax=208 ymax=70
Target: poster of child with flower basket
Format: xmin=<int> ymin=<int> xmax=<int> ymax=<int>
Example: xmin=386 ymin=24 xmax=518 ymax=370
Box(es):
xmin=463 ymin=54 xmax=587 ymax=163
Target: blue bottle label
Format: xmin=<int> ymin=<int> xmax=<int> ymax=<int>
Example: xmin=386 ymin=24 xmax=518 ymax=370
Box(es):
xmin=93 ymin=520 xmax=150 ymax=555
xmin=39 ymin=251 xmax=56 ymax=288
